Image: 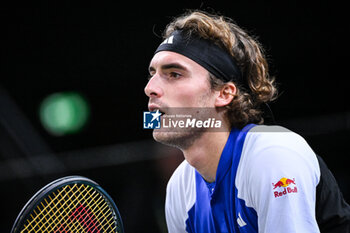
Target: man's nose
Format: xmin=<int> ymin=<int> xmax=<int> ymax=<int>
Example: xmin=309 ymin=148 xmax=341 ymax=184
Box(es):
xmin=144 ymin=74 xmax=164 ymax=98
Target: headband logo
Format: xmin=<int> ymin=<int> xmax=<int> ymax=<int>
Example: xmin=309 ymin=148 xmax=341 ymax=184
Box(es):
xmin=160 ymin=35 xmax=174 ymax=45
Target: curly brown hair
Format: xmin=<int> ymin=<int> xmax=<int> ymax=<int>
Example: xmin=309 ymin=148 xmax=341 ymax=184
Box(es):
xmin=163 ymin=10 xmax=278 ymax=129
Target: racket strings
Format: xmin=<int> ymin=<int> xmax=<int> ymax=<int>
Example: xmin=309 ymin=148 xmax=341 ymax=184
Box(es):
xmin=20 ymin=183 xmax=118 ymax=233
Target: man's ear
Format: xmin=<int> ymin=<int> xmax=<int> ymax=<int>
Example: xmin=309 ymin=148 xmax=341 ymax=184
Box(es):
xmin=215 ymin=82 xmax=237 ymax=107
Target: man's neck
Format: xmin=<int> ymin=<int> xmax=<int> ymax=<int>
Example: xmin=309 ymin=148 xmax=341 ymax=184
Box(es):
xmin=182 ymin=131 xmax=230 ymax=183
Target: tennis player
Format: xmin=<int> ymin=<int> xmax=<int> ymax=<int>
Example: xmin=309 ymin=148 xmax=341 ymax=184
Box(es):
xmin=144 ymin=10 xmax=350 ymax=233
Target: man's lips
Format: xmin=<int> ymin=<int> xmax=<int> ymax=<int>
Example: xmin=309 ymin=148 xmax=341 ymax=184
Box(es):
xmin=148 ymin=104 xmax=165 ymax=114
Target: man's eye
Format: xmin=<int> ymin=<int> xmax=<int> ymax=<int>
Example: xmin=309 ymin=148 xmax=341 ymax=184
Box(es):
xmin=169 ymin=72 xmax=182 ymax=78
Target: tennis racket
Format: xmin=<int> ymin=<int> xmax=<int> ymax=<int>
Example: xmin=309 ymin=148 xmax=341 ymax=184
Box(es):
xmin=11 ymin=175 xmax=124 ymax=233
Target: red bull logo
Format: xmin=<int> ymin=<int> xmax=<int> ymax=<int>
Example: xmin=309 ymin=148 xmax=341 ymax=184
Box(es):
xmin=272 ymin=177 xmax=297 ymax=198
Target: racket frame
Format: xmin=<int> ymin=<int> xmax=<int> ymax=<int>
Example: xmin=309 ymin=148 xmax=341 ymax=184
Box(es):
xmin=11 ymin=175 xmax=124 ymax=233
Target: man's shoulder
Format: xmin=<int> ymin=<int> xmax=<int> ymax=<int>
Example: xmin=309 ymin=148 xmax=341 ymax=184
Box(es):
xmin=248 ymin=124 xmax=300 ymax=138
xmin=238 ymin=124 xmax=320 ymax=189
xmin=242 ymin=124 xmax=318 ymax=167
xmin=245 ymin=124 xmax=308 ymax=151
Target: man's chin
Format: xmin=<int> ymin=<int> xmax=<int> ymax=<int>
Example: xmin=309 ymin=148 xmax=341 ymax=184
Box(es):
xmin=152 ymin=129 xmax=201 ymax=150
xmin=152 ymin=130 xmax=177 ymax=144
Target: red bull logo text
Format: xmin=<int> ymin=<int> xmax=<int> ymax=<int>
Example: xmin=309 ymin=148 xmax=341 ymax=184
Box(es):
xmin=272 ymin=177 xmax=297 ymax=198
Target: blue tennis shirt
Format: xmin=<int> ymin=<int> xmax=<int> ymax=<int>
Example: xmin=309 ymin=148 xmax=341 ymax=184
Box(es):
xmin=165 ymin=124 xmax=321 ymax=233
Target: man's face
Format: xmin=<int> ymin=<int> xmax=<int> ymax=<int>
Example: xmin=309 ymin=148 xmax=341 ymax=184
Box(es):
xmin=144 ymin=51 xmax=218 ymax=148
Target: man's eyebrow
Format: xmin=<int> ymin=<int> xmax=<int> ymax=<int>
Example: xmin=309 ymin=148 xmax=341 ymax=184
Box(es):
xmin=161 ymin=63 xmax=188 ymax=71
xmin=149 ymin=62 xmax=188 ymax=73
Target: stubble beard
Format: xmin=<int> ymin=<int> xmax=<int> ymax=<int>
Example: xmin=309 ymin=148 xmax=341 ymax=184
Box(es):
xmin=152 ymin=128 xmax=205 ymax=150
xmin=152 ymin=91 xmax=214 ymax=150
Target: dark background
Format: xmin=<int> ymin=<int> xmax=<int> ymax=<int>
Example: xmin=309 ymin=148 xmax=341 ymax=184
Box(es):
xmin=0 ymin=1 xmax=349 ymax=232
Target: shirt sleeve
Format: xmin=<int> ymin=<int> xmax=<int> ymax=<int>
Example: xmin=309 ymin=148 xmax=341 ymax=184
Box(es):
xmin=236 ymin=126 xmax=321 ymax=233
xmin=315 ymin=155 xmax=350 ymax=233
